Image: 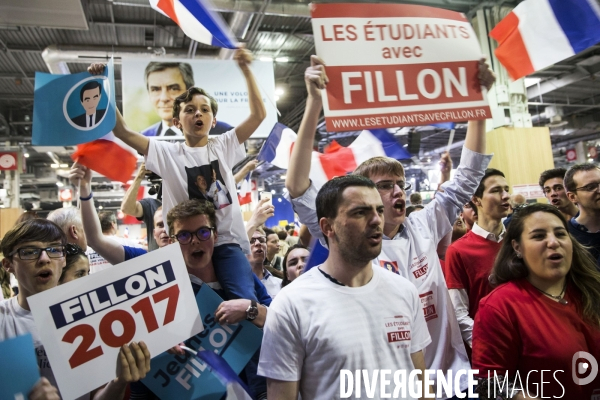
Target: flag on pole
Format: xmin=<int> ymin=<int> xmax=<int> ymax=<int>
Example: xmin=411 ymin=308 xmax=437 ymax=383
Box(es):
xmin=256 ymin=122 xmax=297 ymax=170
xmin=258 ymin=123 xmax=411 ymax=189
xmin=71 ymin=132 xmax=138 ymax=183
xmin=149 ymin=0 xmax=237 ymax=49
xmin=490 ymin=0 xmax=600 ymax=80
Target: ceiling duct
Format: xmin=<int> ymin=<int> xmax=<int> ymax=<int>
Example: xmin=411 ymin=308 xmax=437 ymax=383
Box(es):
xmin=41 ymin=45 xmax=207 ymax=74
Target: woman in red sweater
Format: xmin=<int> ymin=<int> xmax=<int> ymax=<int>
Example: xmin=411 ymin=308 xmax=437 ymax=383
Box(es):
xmin=472 ymin=203 xmax=600 ymax=400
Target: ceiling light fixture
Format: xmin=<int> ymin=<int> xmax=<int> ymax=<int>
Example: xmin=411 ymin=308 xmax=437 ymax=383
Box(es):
xmin=51 ymin=163 xmax=59 ymax=168
xmin=275 ymin=57 xmax=289 ymax=63
xmin=275 ymin=88 xmax=284 ymax=95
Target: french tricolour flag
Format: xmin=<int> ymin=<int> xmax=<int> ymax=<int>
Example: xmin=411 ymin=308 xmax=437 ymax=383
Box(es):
xmin=237 ymin=172 xmax=252 ymax=206
xmin=71 ymin=132 xmax=137 ymax=183
xmin=258 ymin=123 xmax=411 ymax=189
xmin=149 ymin=0 xmax=237 ymax=49
xmin=490 ymin=0 xmax=600 ymax=80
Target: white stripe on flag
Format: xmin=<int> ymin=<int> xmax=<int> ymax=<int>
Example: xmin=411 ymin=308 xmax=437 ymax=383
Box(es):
xmin=349 ymin=130 xmax=387 ymax=165
xmin=514 ymin=0 xmax=574 ymax=70
xmin=270 ymin=127 xmax=297 ymax=170
xmin=309 ymin=152 xmax=330 ymax=190
xmin=173 ymin=1 xmax=213 ymax=45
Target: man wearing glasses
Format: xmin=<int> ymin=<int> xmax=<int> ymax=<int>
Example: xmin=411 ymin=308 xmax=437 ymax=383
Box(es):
xmin=284 ymin=56 xmax=495 ymax=398
xmin=565 ymin=163 xmax=600 ymax=267
xmin=0 ymin=219 xmax=151 ymax=400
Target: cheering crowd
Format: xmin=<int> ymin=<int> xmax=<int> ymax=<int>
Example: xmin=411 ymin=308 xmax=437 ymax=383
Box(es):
xmin=0 ymin=48 xmax=599 ymax=400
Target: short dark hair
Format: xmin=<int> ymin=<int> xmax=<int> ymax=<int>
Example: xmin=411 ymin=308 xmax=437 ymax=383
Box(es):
xmin=1 ymin=219 xmax=67 ymax=258
xmin=173 ymin=87 xmax=218 ymax=118
xmin=98 ymin=211 xmax=117 ymax=233
xmin=491 ymin=203 xmax=600 ymax=327
xmin=79 ymin=80 xmax=102 ymax=102
xmin=61 ymin=244 xmax=88 ymax=283
xmin=263 ymin=228 xmax=276 ymax=238
xmin=167 ymin=199 xmax=217 ymax=234
xmin=564 ymin=163 xmax=600 ymax=192
xmin=406 ymin=204 xmax=424 ymax=216
xmin=409 ymin=192 xmax=422 ymax=205
xmin=474 ymin=168 xmax=506 ymax=198
xmin=281 ymin=243 xmax=309 ymax=288
xmin=316 ymin=175 xmax=376 ymax=222
xmin=144 ymin=62 xmax=194 ymax=90
xmin=277 ymin=231 xmax=287 ymax=240
xmin=539 ymin=168 xmax=567 ymax=188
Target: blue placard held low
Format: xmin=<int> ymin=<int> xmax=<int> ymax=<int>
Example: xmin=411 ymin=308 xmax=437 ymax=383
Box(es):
xmin=0 ymin=333 xmax=41 ymax=399
xmin=32 ymin=58 xmax=116 ymax=146
xmin=142 ymin=284 xmax=263 ymax=400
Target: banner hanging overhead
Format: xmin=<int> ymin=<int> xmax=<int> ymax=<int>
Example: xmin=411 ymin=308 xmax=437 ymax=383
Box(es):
xmin=310 ymin=3 xmax=491 ymax=132
xmin=121 ymin=58 xmax=277 ymax=138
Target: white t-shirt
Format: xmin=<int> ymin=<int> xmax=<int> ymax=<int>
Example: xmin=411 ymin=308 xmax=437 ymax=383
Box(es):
xmin=258 ymin=265 xmax=431 ymax=399
xmin=260 ymin=269 xmax=282 ymax=299
xmin=87 ymin=237 xmax=144 ymax=274
xmin=0 ymin=297 xmax=89 ymax=400
xmin=288 ymin=147 xmax=492 ymax=396
xmin=146 ymin=129 xmax=250 ymax=253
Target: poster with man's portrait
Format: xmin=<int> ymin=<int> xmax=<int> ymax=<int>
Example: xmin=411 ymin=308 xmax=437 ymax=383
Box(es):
xmin=121 ymin=58 xmax=277 ymax=139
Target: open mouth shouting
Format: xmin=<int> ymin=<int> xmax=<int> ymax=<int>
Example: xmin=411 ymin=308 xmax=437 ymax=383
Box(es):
xmin=36 ymin=269 xmax=54 ymax=283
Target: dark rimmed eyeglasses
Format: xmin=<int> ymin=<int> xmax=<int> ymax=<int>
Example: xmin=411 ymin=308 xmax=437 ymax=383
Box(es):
xmin=9 ymin=245 xmax=65 ymax=260
xmin=65 ymin=243 xmax=85 ymax=256
xmin=249 ymin=236 xmax=266 ymax=244
xmin=574 ymin=182 xmax=600 ymax=192
xmin=375 ymin=180 xmax=412 ymax=193
xmin=171 ymin=226 xmax=214 ymax=245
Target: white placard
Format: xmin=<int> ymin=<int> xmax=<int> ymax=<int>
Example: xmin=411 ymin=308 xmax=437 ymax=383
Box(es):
xmin=28 ymin=244 xmax=203 ymax=400
xmin=121 ymin=58 xmax=277 ymax=138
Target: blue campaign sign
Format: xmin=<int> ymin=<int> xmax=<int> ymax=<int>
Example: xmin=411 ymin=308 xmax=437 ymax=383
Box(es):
xmin=32 ymin=58 xmax=116 ymax=145
xmin=0 ymin=333 xmax=41 ymax=399
xmin=142 ymin=284 xmax=263 ymax=400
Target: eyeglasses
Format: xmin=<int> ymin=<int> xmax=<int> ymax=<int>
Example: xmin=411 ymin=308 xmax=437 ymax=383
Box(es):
xmin=543 ymin=184 xmax=565 ymax=194
xmin=65 ymin=243 xmax=85 ymax=256
xmin=171 ymin=227 xmax=214 ymax=245
xmin=250 ymin=236 xmax=267 ymax=244
xmin=375 ymin=180 xmax=412 ymax=193
xmin=10 ymin=246 xmax=65 ymax=260
xmin=574 ymin=182 xmax=600 ymax=192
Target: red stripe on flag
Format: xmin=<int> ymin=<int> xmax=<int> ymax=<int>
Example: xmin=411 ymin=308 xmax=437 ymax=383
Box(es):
xmin=238 ymin=192 xmax=252 ymax=205
xmin=72 ymin=139 xmax=137 ymax=183
xmin=490 ymin=12 xmax=534 ymax=80
xmin=310 ymin=3 xmax=467 ymax=21
xmin=319 ymin=141 xmax=357 ymax=180
xmin=156 ymin=0 xmax=179 ymax=24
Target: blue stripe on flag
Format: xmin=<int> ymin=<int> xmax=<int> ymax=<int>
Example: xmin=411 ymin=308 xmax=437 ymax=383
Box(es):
xmin=179 ymin=0 xmax=237 ymax=49
xmin=256 ymin=122 xmax=286 ymax=164
xmin=368 ymin=129 xmax=412 ymax=160
xmin=549 ymin=0 xmax=600 ymax=53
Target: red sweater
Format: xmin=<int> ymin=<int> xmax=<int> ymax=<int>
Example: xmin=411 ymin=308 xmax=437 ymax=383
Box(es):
xmin=444 ymin=230 xmax=502 ymax=318
xmin=473 ymin=279 xmax=600 ymax=399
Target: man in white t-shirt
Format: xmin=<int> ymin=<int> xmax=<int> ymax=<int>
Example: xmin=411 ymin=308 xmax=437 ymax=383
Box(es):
xmin=0 ymin=218 xmax=150 ymax=400
xmin=258 ymin=175 xmax=431 ymax=399
xmin=285 ymin=56 xmax=496 ymax=397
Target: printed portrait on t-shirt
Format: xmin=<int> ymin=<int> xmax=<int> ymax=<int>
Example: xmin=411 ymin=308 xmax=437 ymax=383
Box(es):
xmin=186 ymin=161 xmax=232 ymax=209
